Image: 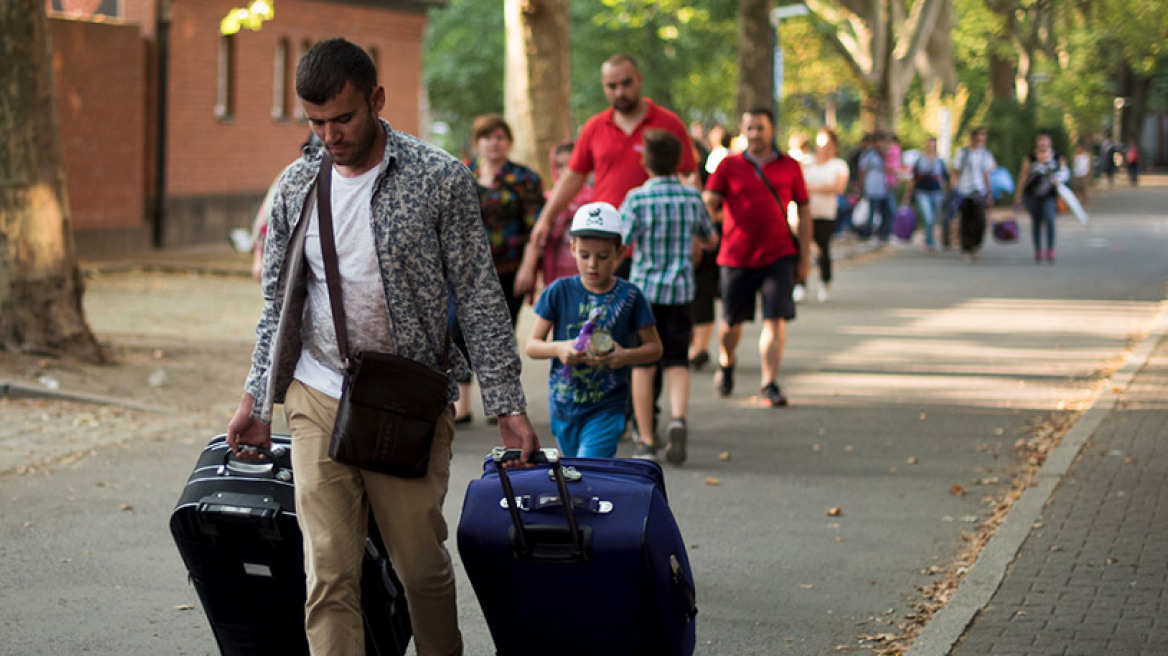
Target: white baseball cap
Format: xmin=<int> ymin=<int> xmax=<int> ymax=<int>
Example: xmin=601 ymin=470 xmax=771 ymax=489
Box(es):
xmin=569 ymin=202 xmax=624 ymax=242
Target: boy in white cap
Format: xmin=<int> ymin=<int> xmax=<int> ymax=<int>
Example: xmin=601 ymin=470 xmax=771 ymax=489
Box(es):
xmin=526 ymin=202 xmax=663 ymax=458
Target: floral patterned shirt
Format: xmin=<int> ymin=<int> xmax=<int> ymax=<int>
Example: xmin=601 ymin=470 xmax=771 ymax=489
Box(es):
xmin=465 ymin=159 xmax=544 ymax=274
xmin=245 ymin=120 xmax=526 ymax=421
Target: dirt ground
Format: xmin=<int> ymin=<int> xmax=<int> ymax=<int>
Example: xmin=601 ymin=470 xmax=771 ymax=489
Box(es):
xmin=0 ymin=268 xmax=263 ymax=472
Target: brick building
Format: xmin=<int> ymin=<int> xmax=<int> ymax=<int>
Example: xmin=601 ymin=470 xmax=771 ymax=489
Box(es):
xmin=48 ymin=0 xmax=443 ymax=255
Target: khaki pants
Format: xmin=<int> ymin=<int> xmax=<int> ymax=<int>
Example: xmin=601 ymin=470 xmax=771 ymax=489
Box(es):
xmin=284 ymin=380 xmax=463 ymax=656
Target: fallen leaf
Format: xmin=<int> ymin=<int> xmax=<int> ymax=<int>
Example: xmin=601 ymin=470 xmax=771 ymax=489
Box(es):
xmin=800 ymin=584 xmax=814 ymax=589
xmin=951 ymin=485 xmax=966 ymax=496
xmin=845 ymin=445 xmax=854 ymax=453
xmin=907 ymin=457 xmax=919 ymax=465
xmin=918 ymin=412 xmax=927 ymax=420
xmin=174 ymin=604 xmax=195 ymax=611
xmin=718 ymin=451 xmax=731 ymax=461
xmin=827 ymin=506 xmax=842 ymax=517
xmin=120 ymin=504 xmax=134 ymax=511
xmin=704 ymin=477 xmax=721 ymax=486
xmin=975 ymin=477 xmax=1000 ymax=485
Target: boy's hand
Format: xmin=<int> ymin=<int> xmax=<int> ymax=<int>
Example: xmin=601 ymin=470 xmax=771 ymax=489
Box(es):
xmin=557 ymin=342 xmax=588 ymax=365
xmin=588 ymin=342 xmax=627 ymax=369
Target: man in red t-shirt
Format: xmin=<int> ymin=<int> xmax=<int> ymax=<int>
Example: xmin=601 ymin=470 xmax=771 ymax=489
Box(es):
xmin=515 ymin=54 xmax=698 ymax=296
xmin=703 ymin=108 xmax=811 ymax=407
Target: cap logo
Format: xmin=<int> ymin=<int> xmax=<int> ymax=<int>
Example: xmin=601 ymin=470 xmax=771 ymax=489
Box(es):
xmin=587 ymin=207 xmax=605 ymax=226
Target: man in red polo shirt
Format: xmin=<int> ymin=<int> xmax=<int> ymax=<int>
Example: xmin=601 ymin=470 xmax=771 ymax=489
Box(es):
xmin=703 ymin=108 xmax=811 ymax=407
xmin=515 ymin=53 xmax=697 ymax=296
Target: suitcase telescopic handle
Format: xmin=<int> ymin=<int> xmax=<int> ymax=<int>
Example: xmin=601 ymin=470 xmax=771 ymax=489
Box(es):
xmin=491 ymin=448 xmax=586 ymax=561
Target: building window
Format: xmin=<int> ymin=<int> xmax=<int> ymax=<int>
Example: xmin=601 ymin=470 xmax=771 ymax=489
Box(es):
xmin=214 ymin=35 xmax=236 ymax=120
xmin=272 ymin=38 xmax=291 ymax=121
xmin=295 ymin=39 xmax=312 ymax=122
xmin=368 ymin=46 xmax=380 ymax=73
xmin=49 ymin=0 xmax=121 ymax=19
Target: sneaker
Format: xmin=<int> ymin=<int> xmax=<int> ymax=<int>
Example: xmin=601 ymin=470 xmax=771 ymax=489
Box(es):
xmin=716 ymin=365 xmax=734 ymax=397
xmin=1046 ymin=249 xmax=1055 ymax=263
xmin=632 ymin=441 xmax=658 ymax=461
xmin=689 ymin=351 xmax=710 ymax=370
xmin=761 ymin=382 xmax=788 ymax=407
xmin=816 ymin=284 xmax=829 ymax=304
xmin=792 ymin=283 xmax=806 ymax=303
xmin=664 ymin=418 xmax=688 ymax=465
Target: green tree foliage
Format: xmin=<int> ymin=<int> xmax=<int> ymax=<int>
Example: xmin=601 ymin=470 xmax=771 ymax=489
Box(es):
xmin=423 ymin=0 xmax=504 ymax=155
xmin=570 ymin=0 xmax=739 ymax=127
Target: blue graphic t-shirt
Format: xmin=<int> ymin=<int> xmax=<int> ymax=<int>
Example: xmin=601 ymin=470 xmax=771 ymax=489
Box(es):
xmin=533 ymin=276 xmax=656 ymax=422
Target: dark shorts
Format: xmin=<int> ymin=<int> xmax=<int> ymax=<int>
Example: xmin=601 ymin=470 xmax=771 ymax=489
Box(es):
xmin=637 ymin=302 xmax=692 ymax=369
xmin=691 ymin=253 xmax=720 ymax=325
xmin=720 ymin=257 xmax=797 ymax=326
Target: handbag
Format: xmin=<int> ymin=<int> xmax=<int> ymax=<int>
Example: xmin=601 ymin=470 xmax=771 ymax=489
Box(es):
xmin=851 ymin=198 xmax=871 ymax=228
xmin=314 ymin=153 xmax=451 ymax=478
xmin=991 ymin=213 xmax=1019 ymax=243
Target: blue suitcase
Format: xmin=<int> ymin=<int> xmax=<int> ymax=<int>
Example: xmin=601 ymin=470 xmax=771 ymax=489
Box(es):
xmin=457 ymin=449 xmax=697 ymax=656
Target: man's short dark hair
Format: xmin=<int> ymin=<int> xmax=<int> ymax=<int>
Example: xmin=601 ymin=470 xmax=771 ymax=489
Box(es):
xmin=744 ymin=107 xmax=775 ymax=126
xmin=296 ymin=38 xmax=378 ymax=104
xmin=603 ymin=53 xmax=640 ymax=71
xmin=643 ymin=129 xmax=682 ymax=176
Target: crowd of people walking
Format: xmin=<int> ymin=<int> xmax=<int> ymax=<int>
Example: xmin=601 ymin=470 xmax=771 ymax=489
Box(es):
xmin=438 ymin=50 xmax=1139 ymax=474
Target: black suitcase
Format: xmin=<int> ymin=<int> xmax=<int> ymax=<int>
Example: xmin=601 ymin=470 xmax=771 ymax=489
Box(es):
xmin=170 ymin=434 xmax=411 ymax=656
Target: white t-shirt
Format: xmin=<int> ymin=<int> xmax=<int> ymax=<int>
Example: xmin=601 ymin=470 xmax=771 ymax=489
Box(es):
xmin=801 ymin=157 xmax=849 ymax=219
xmin=1073 ymin=152 xmax=1091 ymax=178
xmin=294 ymin=165 xmax=394 ymax=399
xmin=953 ymin=147 xmax=996 ymax=195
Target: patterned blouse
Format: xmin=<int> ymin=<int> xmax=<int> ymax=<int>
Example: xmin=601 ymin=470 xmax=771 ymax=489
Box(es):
xmin=465 ymin=159 xmax=544 ymax=274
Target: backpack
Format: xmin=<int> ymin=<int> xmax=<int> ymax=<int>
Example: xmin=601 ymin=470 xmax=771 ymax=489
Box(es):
xmin=1024 ymin=150 xmax=1060 ymax=199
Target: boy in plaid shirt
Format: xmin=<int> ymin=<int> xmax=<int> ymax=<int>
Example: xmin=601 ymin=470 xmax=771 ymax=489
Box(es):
xmin=620 ymin=129 xmax=718 ymax=464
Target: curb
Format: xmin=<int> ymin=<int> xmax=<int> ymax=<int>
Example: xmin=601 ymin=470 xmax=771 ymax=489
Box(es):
xmin=0 ymin=380 xmax=170 ymax=414
xmin=906 ymin=299 xmax=1168 ymax=656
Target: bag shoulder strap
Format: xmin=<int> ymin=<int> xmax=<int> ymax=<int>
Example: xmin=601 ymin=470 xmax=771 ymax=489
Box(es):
xmin=744 ymin=154 xmax=799 ymax=244
xmin=315 ymin=154 xmax=350 ymax=363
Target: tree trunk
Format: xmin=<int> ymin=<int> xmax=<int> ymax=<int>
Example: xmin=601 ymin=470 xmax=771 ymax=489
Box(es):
xmin=986 ymin=0 xmax=1017 ymax=101
xmin=736 ymin=0 xmax=775 ymax=118
xmin=918 ymin=0 xmax=957 ymax=94
xmin=503 ymin=0 xmax=571 ymax=183
xmin=1118 ymin=64 xmax=1151 ymax=144
xmin=810 ymin=0 xmax=945 ymax=133
xmin=0 ymin=1 xmax=104 ymax=361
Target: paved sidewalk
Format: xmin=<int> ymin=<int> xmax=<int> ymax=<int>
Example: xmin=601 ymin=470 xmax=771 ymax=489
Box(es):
xmin=944 ymin=327 xmax=1168 ymax=655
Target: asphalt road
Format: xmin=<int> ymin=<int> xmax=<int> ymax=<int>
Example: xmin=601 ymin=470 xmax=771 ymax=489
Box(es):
xmin=0 ymin=182 xmax=1165 ymax=655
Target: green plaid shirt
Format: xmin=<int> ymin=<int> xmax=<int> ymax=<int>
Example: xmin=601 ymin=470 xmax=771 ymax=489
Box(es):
xmin=620 ymin=176 xmax=715 ymax=305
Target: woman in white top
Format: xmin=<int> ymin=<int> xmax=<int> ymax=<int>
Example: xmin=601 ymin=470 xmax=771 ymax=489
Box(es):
xmin=799 ymin=128 xmax=850 ymax=303
xmin=1071 ymin=141 xmax=1092 ymax=207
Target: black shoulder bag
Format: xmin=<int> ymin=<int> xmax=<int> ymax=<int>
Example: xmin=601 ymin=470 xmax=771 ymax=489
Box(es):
xmin=315 ymin=154 xmax=451 ymax=478
xmin=745 ymin=154 xmax=801 ymax=255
